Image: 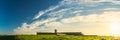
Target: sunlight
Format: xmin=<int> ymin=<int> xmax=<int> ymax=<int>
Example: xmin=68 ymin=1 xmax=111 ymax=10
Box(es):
xmin=110 ymin=17 xmax=120 ymax=36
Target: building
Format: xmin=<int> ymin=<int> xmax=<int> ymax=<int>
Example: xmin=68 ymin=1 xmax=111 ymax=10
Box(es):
xmin=58 ymin=32 xmax=83 ymax=36
xmin=37 ymin=29 xmax=83 ymax=36
xmin=37 ymin=32 xmax=55 ymax=35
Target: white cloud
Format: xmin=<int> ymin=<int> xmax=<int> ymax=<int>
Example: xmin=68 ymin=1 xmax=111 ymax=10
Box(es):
xmin=103 ymin=8 xmax=120 ymax=11
xmin=45 ymin=22 xmax=62 ymax=27
xmin=33 ymin=6 xmax=60 ymax=20
xmin=14 ymin=18 xmax=56 ymax=34
xmin=29 ymin=18 xmax=56 ymax=30
xmin=72 ymin=10 xmax=82 ymax=14
xmin=61 ymin=11 xmax=120 ymax=23
xmin=14 ymin=23 xmax=32 ymax=34
xmin=110 ymin=0 xmax=120 ymax=4
xmin=33 ymin=11 xmax=44 ymax=20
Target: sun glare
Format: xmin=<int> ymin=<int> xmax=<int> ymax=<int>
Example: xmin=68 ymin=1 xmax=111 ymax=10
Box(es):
xmin=110 ymin=17 xmax=120 ymax=36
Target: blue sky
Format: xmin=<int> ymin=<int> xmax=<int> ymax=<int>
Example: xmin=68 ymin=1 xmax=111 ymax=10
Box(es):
xmin=1 ymin=0 xmax=120 ymax=36
xmin=0 ymin=0 xmax=61 ymax=34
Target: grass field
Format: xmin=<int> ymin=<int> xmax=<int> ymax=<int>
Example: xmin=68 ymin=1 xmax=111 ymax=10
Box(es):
xmin=0 ymin=35 xmax=118 ymax=40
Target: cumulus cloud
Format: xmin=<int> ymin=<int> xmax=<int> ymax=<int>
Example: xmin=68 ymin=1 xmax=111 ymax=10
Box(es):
xmin=14 ymin=18 xmax=56 ymax=34
xmin=14 ymin=0 xmax=120 ymax=35
xmin=14 ymin=23 xmax=32 ymax=34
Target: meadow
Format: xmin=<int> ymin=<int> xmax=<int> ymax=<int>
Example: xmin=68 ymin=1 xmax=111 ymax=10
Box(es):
xmin=0 ymin=35 xmax=117 ymax=40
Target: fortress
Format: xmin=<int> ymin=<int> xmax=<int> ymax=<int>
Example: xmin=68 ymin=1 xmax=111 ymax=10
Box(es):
xmin=37 ymin=29 xmax=83 ymax=36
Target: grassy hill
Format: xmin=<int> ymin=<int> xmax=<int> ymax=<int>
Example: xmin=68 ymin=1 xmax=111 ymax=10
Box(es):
xmin=0 ymin=35 xmax=117 ymax=40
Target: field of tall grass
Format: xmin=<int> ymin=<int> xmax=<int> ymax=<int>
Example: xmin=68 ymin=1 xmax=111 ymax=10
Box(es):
xmin=0 ymin=35 xmax=117 ymax=40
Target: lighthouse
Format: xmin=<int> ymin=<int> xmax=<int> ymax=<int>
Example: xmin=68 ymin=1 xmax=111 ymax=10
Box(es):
xmin=55 ymin=29 xmax=57 ymax=35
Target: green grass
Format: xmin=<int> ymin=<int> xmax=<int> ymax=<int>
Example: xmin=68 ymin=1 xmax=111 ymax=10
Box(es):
xmin=0 ymin=35 xmax=117 ymax=40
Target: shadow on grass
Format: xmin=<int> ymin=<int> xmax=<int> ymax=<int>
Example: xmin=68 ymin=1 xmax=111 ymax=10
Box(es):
xmin=0 ymin=35 xmax=18 ymax=40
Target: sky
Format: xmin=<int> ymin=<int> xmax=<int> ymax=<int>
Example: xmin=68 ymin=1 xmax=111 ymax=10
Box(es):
xmin=1 ymin=0 xmax=120 ymax=36
xmin=0 ymin=0 xmax=61 ymax=34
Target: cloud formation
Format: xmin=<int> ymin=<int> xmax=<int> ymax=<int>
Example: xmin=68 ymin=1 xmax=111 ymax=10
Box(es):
xmin=61 ymin=12 xmax=120 ymax=23
xmin=14 ymin=18 xmax=56 ymax=34
xmin=45 ymin=22 xmax=62 ymax=27
xmin=14 ymin=0 xmax=120 ymax=35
